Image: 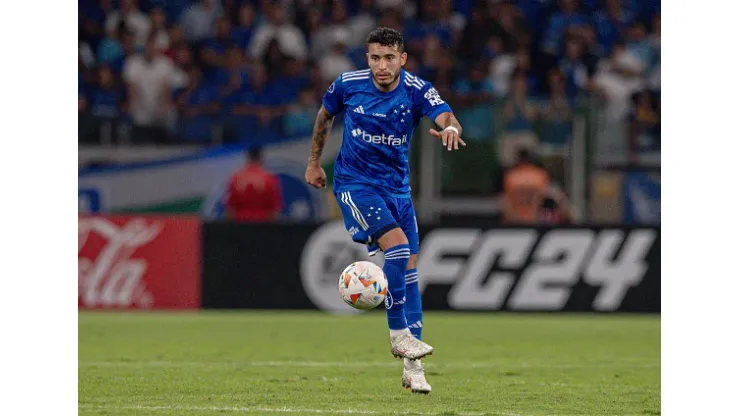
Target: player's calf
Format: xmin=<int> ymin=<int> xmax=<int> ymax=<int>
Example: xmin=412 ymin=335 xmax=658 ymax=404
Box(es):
xmin=381 ymin=243 xmax=410 ymax=335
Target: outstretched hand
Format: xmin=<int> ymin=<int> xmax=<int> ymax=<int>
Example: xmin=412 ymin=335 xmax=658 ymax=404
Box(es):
xmin=429 ymin=128 xmax=466 ymax=151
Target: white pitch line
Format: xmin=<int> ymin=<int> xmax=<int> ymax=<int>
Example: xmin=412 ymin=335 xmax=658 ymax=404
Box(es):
xmin=77 ymin=404 xmax=493 ymax=416
xmin=77 ymin=404 xmax=646 ymax=416
xmin=78 ymin=360 xmax=659 ymax=369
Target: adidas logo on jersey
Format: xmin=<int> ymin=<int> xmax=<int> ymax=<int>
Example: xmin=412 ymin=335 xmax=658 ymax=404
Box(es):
xmin=353 ymin=106 xmax=365 ymax=114
xmin=351 ymin=128 xmax=407 ymax=146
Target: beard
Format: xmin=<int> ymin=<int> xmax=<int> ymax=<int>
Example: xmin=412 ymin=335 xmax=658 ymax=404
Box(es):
xmin=374 ymin=70 xmax=399 ymax=87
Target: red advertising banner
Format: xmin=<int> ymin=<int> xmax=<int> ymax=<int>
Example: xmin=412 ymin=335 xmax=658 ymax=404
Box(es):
xmin=78 ymin=215 xmax=201 ymax=310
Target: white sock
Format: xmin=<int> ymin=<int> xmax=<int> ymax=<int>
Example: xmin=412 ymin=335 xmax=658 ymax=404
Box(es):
xmin=390 ymin=328 xmax=410 ymax=338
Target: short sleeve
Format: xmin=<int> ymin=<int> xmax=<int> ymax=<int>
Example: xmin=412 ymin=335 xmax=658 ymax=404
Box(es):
xmin=416 ymin=81 xmax=453 ymax=121
xmin=321 ymin=75 xmax=345 ymax=116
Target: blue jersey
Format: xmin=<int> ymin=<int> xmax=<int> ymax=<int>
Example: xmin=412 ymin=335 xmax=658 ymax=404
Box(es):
xmin=322 ymin=69 xmax=453 ymax=197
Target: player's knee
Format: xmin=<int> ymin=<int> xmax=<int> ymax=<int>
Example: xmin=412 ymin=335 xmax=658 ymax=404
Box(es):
xmin=377 ymin=227 xmax=408 ymax=251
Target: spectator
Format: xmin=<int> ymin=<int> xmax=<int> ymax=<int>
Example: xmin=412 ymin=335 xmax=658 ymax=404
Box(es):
xmin=180 ymin=0 xmax=223 ymax=43
xmin=110 ymin=29 xmax=137 ymax=75
xmin=453 ymin=61 xmax=495 ymax=107
xmin=405 ymin=1 xmax=453 ymax=55
xmin=318 ymin=29 xmax=356 ymax=83
xmin=90 ymin=65 xmax=123 ymax=119
xmin=175 ymin=68 xmax=221 ymax=142
xmin=232 ymin=64 xmax=287 ymax=140
xmin=77 ymin=0 xmax=660 ymax=162
xmin=500 ymin=70 xmax=540 ymax=167
xmin=312 ymin=0 xmax=353 ymax=57
xmin=163 ymin=25 xmax=187 ymax=61
xmin=540 ymin=0 xmax=589 ymax=60
xmin=377 ymin=6 xmax=404 ymax=33
xmin=452 ymin=61 xmax=496 ymax=141
xmin=629 ymin=89 xmax=659 ymax=158
xmin=169 ymin=44 xmax=195 ymax=89
xmin=457 ymin=6 xmax=492 ymax=63
xmin=491 ymin=1 xmax=529 ymax=53
xmin=590 ymin=41 xmax=645 ymax=121
xmin=487 ymin=37 xmax=513 ymax=96
xmin=97 ymin=23 xmax=126 ymax=65
xmin=278 ymin=58 xmax=311 ymax=98
xmin=149 ymin=7 xmax=170 ymax=51
xmin=348 ymin=0 xmax=377 ymax=47
xmin=302 ymin=7 xmax=325 ymax=55
xmin=201 ymin=17 xmax=235 ymax=80
xmin=215 ymin=46 xmax=250 ymax=98
xmin=225 ymin=147 xmax=284 ymax=222
xmin=231 ymin=3 xmax=257 ymax=50
xmin=439 ymin=0 xmax=466 ymax=43
xmin=284 ymin=87 xmax=319 ymax=137
xmin=104 ymin=0 xmax=151 ymax=48
xmin=87 ymin=65 xmax=125 ymax=143
xmin=490 ymin=47 xmax=539 ymax=99
xmin=539 ymin=69 xmax=573 ymax=151
xmin=559 ymin=36 xmax=589 ymax=100
xmin=263 ymin=37 xmax=290 ymax=78
xmin=625 ymin=20 xmax=655 ymax=73
xmin=79 ymin=0 xmax=108 ymax=51
xmin=516 ymin=0 xmax=551 ymax=40
xmin=573 ymin=24 xmax=602 ymax=76
xmin=500 ymin=148 xmax=551 ymax=224
xmin=592 ymin=0 xmax=634 ymax=57
xmin=122 ymin=36 xmax=179 ymax=142
xmin=429 ymin=53 xmax=455 ymax=101
xmin=248 ymin=2 xmax=308 ymax=61
xmin=481 ymin=34 xmax=507 ymax=62
xmin=418 ymin=35 xmax=446 ymax=80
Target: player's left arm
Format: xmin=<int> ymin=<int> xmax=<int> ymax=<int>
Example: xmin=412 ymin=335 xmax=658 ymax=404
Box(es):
xmin=431 ymin=111 xmax=466 ymax=151
xmin=416 ymin=81 xmax=466 ymax=151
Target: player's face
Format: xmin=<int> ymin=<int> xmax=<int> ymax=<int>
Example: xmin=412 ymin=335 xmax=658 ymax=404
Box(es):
xmin=367 ymin=43 xmax=407 ymax=88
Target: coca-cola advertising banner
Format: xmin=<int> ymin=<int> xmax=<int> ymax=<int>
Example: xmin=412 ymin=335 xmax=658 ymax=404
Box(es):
xmin=202 ymin=221 xmax=660 ymax=313
xmin=78 ymin=215 xmax=201 ymax=309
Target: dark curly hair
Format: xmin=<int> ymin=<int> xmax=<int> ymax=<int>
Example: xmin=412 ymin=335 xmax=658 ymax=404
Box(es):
xmin=366 ymin=27 xmax=404 ymax=52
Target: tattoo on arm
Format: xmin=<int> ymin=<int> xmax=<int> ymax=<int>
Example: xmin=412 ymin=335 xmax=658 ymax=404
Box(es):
xmin=309 ymin=107 xmax=335 ymax=164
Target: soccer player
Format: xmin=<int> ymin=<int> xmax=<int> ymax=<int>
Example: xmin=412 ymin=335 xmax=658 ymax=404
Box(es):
xmin=304 ymin=27 xmax=465 ymax=394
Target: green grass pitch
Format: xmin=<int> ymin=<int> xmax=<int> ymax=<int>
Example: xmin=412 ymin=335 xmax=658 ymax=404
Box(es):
xmin=79 ymin=311 xmax=660 ymax=415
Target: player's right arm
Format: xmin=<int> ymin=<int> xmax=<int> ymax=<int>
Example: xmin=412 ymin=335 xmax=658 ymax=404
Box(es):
xmin=305 ymin=106 xmax=335 ymax=189
xmin=305 ymin=76 xmax=345 ymax=189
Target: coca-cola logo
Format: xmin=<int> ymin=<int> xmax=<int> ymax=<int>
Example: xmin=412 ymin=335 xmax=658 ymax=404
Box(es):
xmin=78 ymin=217 xmax=163 ymax=308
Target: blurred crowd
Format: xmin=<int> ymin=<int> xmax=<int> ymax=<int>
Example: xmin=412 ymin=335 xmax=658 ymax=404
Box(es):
xmin=78 ymin=0 xmax=660 ymax=154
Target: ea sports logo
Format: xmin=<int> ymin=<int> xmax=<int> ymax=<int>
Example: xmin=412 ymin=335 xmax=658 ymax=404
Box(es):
xmin=385 ymin=291 xmax=393 ymax=310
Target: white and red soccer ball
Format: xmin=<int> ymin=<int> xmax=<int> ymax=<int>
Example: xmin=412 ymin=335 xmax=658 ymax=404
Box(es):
xmin=338 ymin=261 xmax=387 ymax=310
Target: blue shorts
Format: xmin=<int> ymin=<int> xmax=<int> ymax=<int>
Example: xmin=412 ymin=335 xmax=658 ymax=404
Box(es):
xmin=334 ymin=189 xmax=419 ymax=256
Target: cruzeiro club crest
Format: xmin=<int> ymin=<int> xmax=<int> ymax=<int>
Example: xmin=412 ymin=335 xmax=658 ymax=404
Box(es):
xmin=328 ymin=82 xmax=335 ymax=93
xmin=385 ymin=291 xmax=393 ymax=310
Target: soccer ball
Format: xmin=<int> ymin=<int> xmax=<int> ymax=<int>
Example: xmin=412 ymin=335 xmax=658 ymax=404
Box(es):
xmin=338 ymin=261 xmax=387 ymax=310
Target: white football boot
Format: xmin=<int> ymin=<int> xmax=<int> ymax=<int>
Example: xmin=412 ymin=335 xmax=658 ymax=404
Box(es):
xmin=390 ymin=331 xmax=434 ymax=360
xmin=402 ymin=358 xmax=432 ymax=394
